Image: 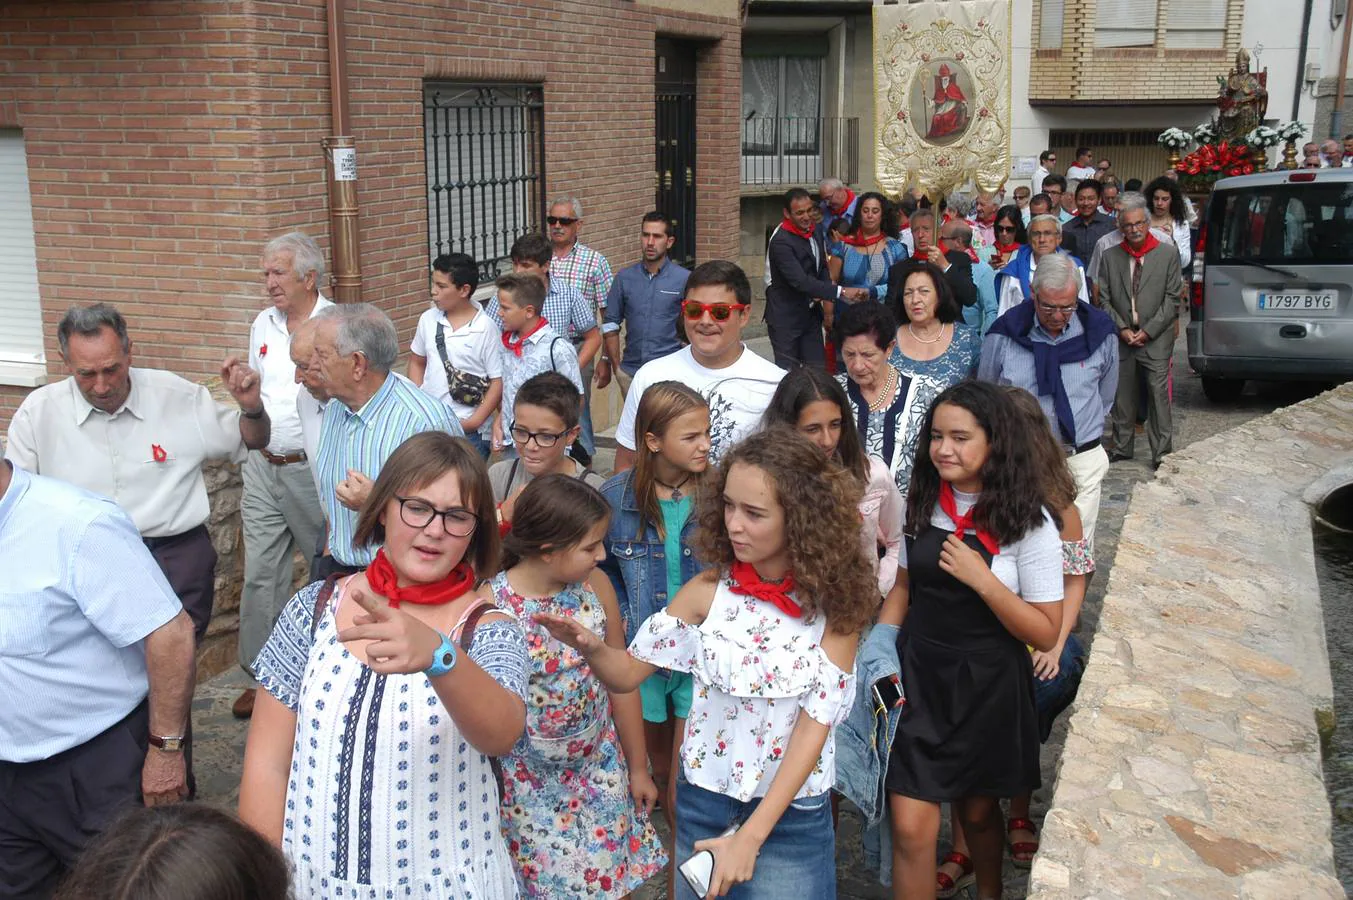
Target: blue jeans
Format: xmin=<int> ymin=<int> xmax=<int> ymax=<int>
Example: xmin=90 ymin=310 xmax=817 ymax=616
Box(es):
xmin=579 ymin=362 xmax=596 ymax=457
xmin=462 ymin=431 xmax=491 ymax=460
xmin=675 ymin=774 xmax=836 ymax=900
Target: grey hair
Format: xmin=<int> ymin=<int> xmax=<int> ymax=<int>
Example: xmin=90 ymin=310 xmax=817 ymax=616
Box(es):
xmin=818 ymin=177 xmax=844 ymax=193
xmin=58 ymin=303 xmax=130 ymax=356
xmin=548 ymin=196 xmax=583 ymax=219
xmin=263 ymin=230 xmax=326 ymax=285
xmin=946 ymin=193 xmax=975 ymax=217
xmin=315 ymin=303 xmax=398 ymax=373
xmin=1116 ymin=191 xmax=1148 ymax=218
xmin=1028 ymin=213 xmax=1063 ymax=234
xmin=1030 ymin=252 xmax=1081 ymax=297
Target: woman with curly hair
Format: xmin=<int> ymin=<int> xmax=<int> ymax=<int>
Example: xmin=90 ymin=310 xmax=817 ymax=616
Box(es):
xmin=1144 ymin=176 xmax=1193 ymax=271
xmin=878 ymin=381 xmax=1064 ymax=900
xmin=537 ymin=428 xmax=876 ymax=899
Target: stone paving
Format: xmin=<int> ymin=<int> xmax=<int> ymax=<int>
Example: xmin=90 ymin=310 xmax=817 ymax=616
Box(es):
xmin=190 ymin=324 xmax=1332 ymax=898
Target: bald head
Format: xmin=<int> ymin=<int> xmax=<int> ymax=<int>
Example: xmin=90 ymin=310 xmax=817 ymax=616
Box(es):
xmin=291 ymin=317 xmax=327 ymax=402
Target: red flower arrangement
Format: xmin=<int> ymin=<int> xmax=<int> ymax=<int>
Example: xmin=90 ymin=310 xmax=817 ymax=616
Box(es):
xmin=1174 ymin=141 xmax=1255 ymax=189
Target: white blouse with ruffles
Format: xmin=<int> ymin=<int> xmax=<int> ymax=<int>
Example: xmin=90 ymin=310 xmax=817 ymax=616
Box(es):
xmin=628 ymin=576 xmax=856 ymax=802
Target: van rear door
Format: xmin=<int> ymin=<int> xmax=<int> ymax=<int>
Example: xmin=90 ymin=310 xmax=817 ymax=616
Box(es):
xmin=1203 ymin=177 xmax=1353 ymax=362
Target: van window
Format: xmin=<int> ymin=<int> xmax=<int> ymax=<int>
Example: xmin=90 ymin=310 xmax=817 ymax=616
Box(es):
xmin=1208 ymin=182 xmax=1353 ymax=265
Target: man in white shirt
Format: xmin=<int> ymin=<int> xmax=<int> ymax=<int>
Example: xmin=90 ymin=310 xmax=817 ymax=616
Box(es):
xmin=4 ymin=302 xmax=268 ymax=794
xmin=233 ymin=231 xmax=332 ymax=720
xmin=290 ymin=317 xmax=329 ymax=492
xmin=614 ymin=261 xmax=786 ymax=470
xmin=1031 ymin=150 xmax=1056 ymax=196
xmin=1066 ymin=146 xmax=1097 ymax=185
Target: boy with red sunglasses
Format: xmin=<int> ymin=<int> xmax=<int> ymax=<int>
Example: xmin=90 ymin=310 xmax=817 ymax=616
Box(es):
xmin=613 ymin=261 xmax=786 ymax=471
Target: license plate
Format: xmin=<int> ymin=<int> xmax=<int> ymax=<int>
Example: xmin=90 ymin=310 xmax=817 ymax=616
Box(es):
xmin=1257 ymin=292 xmax=1337 ymax=315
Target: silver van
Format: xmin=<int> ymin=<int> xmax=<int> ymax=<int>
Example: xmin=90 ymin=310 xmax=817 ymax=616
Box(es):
xmin=1187 ymin=168 xmax=1353 ymax=402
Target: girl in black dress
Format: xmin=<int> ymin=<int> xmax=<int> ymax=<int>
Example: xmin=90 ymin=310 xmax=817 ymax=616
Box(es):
xmin=878 ymin=381 xmax=1065 ymax=900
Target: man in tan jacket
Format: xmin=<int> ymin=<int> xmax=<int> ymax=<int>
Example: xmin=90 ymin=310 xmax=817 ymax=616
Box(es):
xmin=1097 ymin=192 xmax=1183 ymax=470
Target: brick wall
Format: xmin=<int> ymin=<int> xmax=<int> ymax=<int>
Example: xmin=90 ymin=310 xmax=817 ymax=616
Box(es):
xmin=0 ymin=0 xmax=742 ymax=432
xmin=1029 ymin=0 xmax=1247 ymax=104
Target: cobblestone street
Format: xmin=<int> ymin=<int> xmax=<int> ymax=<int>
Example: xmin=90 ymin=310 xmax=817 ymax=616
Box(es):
xmin=190 ymin=324 xmax=1329 ymax=898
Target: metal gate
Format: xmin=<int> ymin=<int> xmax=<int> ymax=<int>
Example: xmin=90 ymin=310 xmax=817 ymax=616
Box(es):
xmin=1048 ymin=129 xmax=1171 ymax=189
xmin=656 ymin=40 xmax=697 ymax=269
xmin=423 ymin=83 xmax=545 ymax=285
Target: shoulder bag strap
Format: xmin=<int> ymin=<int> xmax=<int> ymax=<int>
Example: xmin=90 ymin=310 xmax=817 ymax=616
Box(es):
xmin=452 ymin=597 xmax=507 ymax=798
xmin=310 ymin=573 xmax=344 ymax=639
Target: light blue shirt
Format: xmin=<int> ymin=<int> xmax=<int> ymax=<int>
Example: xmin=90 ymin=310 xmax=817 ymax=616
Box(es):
xmin=498 ymin=325 xmax=584 ymax=432
xmin=601 ymin=258 xmax=691 ymax=375
xmin=316 ymin=373 xmax=463 ymax=566
xmin=963 ymin=260 xmax=1000 ymax=335
xmin=0 ymin=463 xmax=182 ymax=762
xmin=977 ymin=314 xmax=1119 ymax=447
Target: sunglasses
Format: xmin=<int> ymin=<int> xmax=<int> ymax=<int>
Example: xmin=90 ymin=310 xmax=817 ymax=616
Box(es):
xmin=546 ymin=216 xmax=578 ymax=226
xmin=682 ymin=301 xmax=748 ymax=322
xmin=995 ymin=225 xmax=1018 ymax=233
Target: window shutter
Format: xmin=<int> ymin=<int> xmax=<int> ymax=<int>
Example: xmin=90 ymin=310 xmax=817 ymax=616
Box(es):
xmin=1095 ymin=0 xmax=1159 ymax=47
xmin=1039 ymin=0 xmax=1066 ymax=50
xmin=0 ymin=130 xmax=44 ymax=363
xmin=1165 ymin=0 xmax=1227 ymax=48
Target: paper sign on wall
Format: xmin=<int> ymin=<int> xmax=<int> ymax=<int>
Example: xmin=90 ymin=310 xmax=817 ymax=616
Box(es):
xmin=333 ymin=148 xmax=357 ymax=182
xmin=1011 ymin=156 xmax=1037 ymax=178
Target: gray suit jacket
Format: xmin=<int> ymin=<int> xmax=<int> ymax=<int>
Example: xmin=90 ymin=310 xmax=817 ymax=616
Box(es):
xmin=1098 ymin=241 xmax=1183 ymax=359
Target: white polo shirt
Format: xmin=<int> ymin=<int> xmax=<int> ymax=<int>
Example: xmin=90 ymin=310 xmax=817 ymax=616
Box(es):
xmin=409 ymin=304 xmax=502 ymax=429
xmin=248 ymin=295 xmax=333 ymax=454
xmin=296 ymin=392 xmax=327 ymax=492
xmin=4 ymin=368 xmax=249 ymax=537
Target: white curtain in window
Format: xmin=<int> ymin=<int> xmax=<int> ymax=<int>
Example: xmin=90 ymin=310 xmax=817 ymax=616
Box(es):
xmin=0 ymin=130 xmax=44 ymax=363
xmin=741 ymin=58 xmax=780 ymax=153
xmin=782 ymin=57 xmax=822 ymax=153
xmin=1165 ymin=0 xmax=1226 ymax=48
xmin=1096 ymin=0 xmax=1158 ymax=47
xmin=1039 ymin=0 xmax=1065 ymax=49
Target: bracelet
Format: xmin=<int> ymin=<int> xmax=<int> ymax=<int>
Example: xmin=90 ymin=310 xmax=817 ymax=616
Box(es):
xmin=242 ymin=406 xmax=266 ymax=419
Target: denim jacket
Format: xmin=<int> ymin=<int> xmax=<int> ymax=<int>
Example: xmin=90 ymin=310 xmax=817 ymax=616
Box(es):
xmin=598 ymin=471 xmax=706 ymax=643
xmin=834 ymin=623 xmax=904 ymax=826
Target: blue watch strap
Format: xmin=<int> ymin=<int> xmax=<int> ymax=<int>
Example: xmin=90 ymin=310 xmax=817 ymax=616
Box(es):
xmin=424 ymin=631 xmax=459 ymax=678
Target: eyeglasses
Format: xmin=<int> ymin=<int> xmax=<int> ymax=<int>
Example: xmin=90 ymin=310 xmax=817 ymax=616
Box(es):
xmin=395 ymin=497 xmax=479 ymax=537
xmin=510 ymin=425 xmax=569 ymax=448
xmin=995 ymin=225 xmax=1018 ymax=234
xmin=682 ymin=301 xmax=748 ymax=322
xmin=546 ymin=216 xmax=578 ymax=226
xmin=1035 ymin=302 xmax=1077 ymax=317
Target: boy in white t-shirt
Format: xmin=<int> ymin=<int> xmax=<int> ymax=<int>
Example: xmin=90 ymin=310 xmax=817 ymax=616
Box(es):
xmin=614 ymin=260 xmax=787 ymax=470
xmin=1066 ymin=146 xmax=1097 ymax=186
xmin=408 ymin=252 xmax=503 ymax=457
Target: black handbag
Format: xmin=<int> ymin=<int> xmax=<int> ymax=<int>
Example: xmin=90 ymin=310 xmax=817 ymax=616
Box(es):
xmin=435 ymin=323 xmax=490 ymax=408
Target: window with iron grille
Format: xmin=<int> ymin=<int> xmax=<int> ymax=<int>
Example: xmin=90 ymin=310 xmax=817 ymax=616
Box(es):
xmin=423 ymin=84 xmax=545 ymax=285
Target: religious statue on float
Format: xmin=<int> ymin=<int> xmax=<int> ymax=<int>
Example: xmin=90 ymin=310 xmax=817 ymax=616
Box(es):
xmin=1216 ymin=47 xmax=1267 ymax=145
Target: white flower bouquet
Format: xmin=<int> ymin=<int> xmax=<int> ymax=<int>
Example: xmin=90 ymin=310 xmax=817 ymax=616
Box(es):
xmin=1245 ymin=125 xmax=1282 ymax=149
xmin=1157 ymin=128 xmax=1192 ymax=150
xmin=1193 ymin=122 xmax=1218 ymax=145
xmin=1277 ymin=121 xmax=1308 ymax=142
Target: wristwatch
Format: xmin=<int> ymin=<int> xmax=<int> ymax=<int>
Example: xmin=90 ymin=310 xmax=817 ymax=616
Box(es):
xmin=425 ymin=631 xmax=459 ymax=678
xmin=148 ymin=733 xmax=186 ymax=752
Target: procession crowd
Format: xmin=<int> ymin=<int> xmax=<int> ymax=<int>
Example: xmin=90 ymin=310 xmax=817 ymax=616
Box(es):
xmin=2 ymin=148 xmax=1194 ymax=900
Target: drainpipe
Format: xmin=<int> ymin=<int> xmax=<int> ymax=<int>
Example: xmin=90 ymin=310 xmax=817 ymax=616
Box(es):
xmin=1334 ymin=0 xmax=1353 ymax=140
xmin=1294 ymin=0 xmax=1313 ymax=124
xmin=323 ymin=0 xmax=362 ymax=302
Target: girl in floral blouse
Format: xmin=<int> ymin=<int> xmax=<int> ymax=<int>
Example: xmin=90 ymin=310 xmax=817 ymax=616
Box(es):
xmin=538 ymin=429 xmax=878 ymax=899
xmin=491 ymin=475 xmax=666 ymax=898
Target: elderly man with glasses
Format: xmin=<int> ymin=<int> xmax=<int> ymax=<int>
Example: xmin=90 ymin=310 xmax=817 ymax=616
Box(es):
xmin=980 ymin=253 xmax=1118 ymax=546
xmin=995 ymin=213 xmax=1089 ymax=318
xmin=1096 ymin=192 xmax=1183 ymax=470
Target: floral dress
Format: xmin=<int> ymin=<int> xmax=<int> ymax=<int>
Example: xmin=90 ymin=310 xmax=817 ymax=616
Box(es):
xmin=489 ymin=573 xmax=667 ymax=898
xmin=889 ymin=322 xmax=981 ymax=390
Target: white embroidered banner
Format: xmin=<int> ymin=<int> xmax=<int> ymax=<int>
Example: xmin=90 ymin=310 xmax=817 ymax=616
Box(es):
xmin=874 ymin=0 xmax=1012 ymax=198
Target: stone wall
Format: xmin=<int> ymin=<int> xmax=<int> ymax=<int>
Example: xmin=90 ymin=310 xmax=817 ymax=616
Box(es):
xmin=1029 ymin=382 xmax=1353 ymax=898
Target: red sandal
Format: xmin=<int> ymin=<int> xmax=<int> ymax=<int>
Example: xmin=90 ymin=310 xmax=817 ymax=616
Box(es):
xmin=1007 ymin=816 xmax=1040 ymax=868
xmin=936 ymin=850 xmax=976 ymax=899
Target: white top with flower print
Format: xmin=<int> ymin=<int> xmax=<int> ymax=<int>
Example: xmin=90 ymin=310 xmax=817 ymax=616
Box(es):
xmin=627 ymin=575 xmax=856 ymax=802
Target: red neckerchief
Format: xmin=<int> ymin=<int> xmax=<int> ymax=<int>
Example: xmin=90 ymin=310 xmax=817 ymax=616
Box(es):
xmin=995 ymin=242 xmax=1021 ymax=255
xmin=937 ymin=483 xmax=1000 ymax=556
xmin=728 ymin=560 xmax=802 ymax=619
xmin=843 ymin=230 xmax=887 ymax=248
xmin=828 ymin=188 xmax=856 ymax=216
xmin=365 ymin=548 xmax=476 ymax=609
xmin=779 ymin=217 xmax=815 ymax=241
xmin=936 ymin=240 xmax=979 ymax=263
xmin=501 ymin=317 xmax=549 ymax=356
xmin=1122 ymin=232 xmax=1160 ymax=261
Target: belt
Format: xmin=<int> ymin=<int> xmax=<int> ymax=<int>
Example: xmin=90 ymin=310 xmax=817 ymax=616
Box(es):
xmin=1065 ymin=438 xmax=1102 ymax=457
xmin=142 ymin=523 xmax=209 ymax=551
xmin=261 ymin=449 xmax=307 ymax=465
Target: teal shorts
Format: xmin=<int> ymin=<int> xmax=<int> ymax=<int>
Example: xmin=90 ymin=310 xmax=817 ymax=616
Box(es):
xmin=639 ymin=671 xmax=693 ymax=723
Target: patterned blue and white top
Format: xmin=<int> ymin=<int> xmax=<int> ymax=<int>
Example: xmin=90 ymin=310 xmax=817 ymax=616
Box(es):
xmin=254 ymin=579 xmax=530 ymax=900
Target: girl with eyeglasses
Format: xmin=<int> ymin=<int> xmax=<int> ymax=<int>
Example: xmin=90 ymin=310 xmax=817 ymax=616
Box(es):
xmin=240 ymin=431 xmax=531 ymax=899
xmin=491 ymin=475 xmax=667 ymax=898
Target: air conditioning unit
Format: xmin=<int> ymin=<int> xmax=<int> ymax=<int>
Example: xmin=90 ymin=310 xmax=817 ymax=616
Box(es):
xmin=1306 ymin=62 xmax=1321 ymax=84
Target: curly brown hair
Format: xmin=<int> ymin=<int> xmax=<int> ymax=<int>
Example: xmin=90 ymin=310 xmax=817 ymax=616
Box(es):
xmin=694 ymin=427 xmax=876 ymax=635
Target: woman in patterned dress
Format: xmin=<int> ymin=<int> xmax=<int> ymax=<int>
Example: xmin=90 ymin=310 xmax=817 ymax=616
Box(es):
xmin=537 ymin=430 xmax=878 ymax=899
xmin=491 ymin=475 xmax=667 ymax=898
xmin=240 ymin=433 xmax=530 ymax=900
xmin=887 ymin=260 xmax=981 ymax=389
xmin=828 ymin=192 xmax=909 ymax=305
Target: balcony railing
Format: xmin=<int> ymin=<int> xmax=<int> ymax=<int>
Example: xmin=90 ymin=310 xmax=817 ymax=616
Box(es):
xmin=741 ymin=116 xmax=859 ymax=187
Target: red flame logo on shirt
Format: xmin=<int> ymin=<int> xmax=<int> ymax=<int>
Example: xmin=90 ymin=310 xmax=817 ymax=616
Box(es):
xmin=259 ymin=344 xmax=268 ymax=357
xmin=151 ymin=444 xmax=167 ymax=463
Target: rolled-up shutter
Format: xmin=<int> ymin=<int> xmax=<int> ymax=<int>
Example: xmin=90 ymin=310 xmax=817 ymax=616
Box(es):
xmin=0 ymin=130 xmax=44 ymax=365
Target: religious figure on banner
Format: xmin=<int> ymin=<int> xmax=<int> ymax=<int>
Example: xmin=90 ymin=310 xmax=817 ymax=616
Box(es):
xmin=926 ymin=64 xmax=969 ymax=140
xmin=1216 ymin=47 xmax=1267 ymax=144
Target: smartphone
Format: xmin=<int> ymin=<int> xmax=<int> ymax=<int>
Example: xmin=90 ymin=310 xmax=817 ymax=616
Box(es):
xmin=871 ymin=675 xmax=905 ymax=710
xmin=678 ymin=825 xmax=738 ymax=897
